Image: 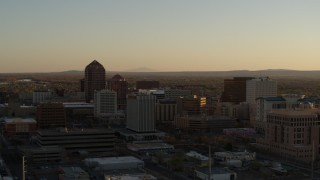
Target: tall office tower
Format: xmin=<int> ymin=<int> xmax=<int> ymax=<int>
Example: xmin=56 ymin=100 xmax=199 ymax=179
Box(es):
xmin=221 ymin=77 xmax=254 ymax=104
xmin=246 ymin=77 xmax=277 ymax=126
xmin=136 ymin=80 xmax=160 ymax=90
xmin=107 ymin=74 xmax=128 ymax=111
xmin=127 ymin=94 xmax=156 ymax=132
xmin=84 ymin=60 xmax=106 ymax=103
xmin=36 ymin=102 xmax=66 ymax=129
xmin=246 ymin=77 xmax=277 ymax=105
xmin=94 ymin=89 xmax=117 ymax=117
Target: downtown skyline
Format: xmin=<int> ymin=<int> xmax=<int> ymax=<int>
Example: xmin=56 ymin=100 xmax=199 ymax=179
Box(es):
xmin=1 ymin=0 xmax=320 ymax=73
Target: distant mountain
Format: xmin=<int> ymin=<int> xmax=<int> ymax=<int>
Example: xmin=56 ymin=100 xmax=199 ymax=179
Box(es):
xmin=3 ymin=69 xmax=320 ymax=79
xmin=125 ymin=67 xmax=157 ymax=72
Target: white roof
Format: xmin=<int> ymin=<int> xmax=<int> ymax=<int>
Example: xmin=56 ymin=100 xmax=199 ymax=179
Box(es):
xmin=186 ymin=151 xmax=209 ymax=160
xmin=2 ymin=118 xmax=36 ymax=123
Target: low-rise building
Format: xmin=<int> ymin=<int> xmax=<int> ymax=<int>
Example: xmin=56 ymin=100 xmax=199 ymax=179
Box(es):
xmin=195 ymin=167 xmax=237 ymax=180
xmin=1 ymin=117 xmax=37 ymax=136
xmin=185 ymin=151 xmax=211 ymax=167
xmin=36 ymin=128 xmax=115 ymax=157
xmin=84 ymin=156 xmax=144 ymax=171
xmin=214 ymin=151 xmax=256 ymax=162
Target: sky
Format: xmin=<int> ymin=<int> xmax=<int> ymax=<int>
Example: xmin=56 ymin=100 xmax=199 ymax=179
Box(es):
xmin=1 ymin=0 xmax=320 ymax=73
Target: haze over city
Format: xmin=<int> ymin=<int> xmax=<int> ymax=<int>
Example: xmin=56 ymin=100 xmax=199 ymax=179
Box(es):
xmin=1 ymin=1 xmax=320 ymax=73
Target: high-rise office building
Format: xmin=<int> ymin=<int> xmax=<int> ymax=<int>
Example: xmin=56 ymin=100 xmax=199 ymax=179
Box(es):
xmin=84 ymin=60 xmax=106 ymax=103
xmin=94 ymin=89 xmax=117 ymax=117
xmin=221 ymin=77 xmax=254 ymax=104
xmin=246 ymin=77 xmax=277 ymax=105
xmin=107 ymin=74 xmax=128 ymax=111
xmin=127 ymin=94 xmax=156 ymax=132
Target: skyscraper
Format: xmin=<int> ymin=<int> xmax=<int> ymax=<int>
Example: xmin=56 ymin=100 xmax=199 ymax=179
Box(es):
xmin=107 ymin=74 xmax=128 ymax=111
xmin=127 ymin=94 xmax=156 ymax=133
xmin=221 ymin=77 xmax=254 ymax=104
xmin=246 ymin=77 xmax=277 ymax=105
xmin=84 ymin=60 xmax=106 ymax=103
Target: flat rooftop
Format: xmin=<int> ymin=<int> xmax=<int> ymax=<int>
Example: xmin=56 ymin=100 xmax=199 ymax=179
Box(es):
xmin=84 ymin=156 xmax=143 ymax=165
xmin=127 ymin=142 xmax=174 ymax=151
xmin=37 ymin=128 xmax=114 ymax=135
xmin=1 ymin=117 xmax=36 ymax=123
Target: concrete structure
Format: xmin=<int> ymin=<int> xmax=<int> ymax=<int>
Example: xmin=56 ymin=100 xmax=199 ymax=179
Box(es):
xmin=246 ymin=77 xmax=277 ymax=126
xmin=36 ymin=128 xmax=115 ymax=156
xmin=36 ymin=102 xmax=66 ymax=129
xmin=221 ymin=77 xmax=253 ymax=104
xmin=107 ymin=74 xmax=128 ymax=110
xmin=164 ymin=89 xmax=192 ymax=100
xmin=155 ymin=99 xmax=177 ymax=124
xmin=84 ymin=156 xmax=144 ymax=171
xmin=127 ymin=94 xmax=156 ymax=133
xmin=32 ymin=91 xmax=52 ymax=105
xmin=1 ymin=117 xmax=37 ymax=136
xmin=84 ymin=60 xmax=106 ymax=103
xmin=94 ymin=89 xmax=117 ymax=117
xmin=136 ymin=80 xmax=159 ymax=90
xmin=195 ymin=167 xmax=237 ymax=180
xmin=255 ymin=95 xmax=303 ymax=135
xmin=19 ymin=146 xmax=66 ymax=166
xmin=256 ymin=109 xmax=320 ymax=163
xmin=246 ymin=77 xmax=277 ymax=105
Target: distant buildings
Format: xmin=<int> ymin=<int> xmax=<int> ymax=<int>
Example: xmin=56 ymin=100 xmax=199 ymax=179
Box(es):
xmin=136 ymin=80 xmax=159 ymax=90
xmin=84 ymin=60 xmax=106 ymax=103
xmin=36 ymin=102 xmax=66 ymax=129
xmin=127 ymin=94 xmax=156 ymax=133
xmin=107 ymin=74 xmax=128 ymax=111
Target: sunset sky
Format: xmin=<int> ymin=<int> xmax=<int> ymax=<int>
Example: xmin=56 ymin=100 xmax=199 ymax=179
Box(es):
xmin=1 ymin=1 xmax=320 ymax=72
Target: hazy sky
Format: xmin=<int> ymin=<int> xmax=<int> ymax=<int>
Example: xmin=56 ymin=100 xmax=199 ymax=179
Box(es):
xmin=1 ymin=1 xmax=320 ymax=72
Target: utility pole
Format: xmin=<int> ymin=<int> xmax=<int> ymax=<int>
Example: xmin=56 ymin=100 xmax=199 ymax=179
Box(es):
xmin=312 ymin=140 xmax=314 ymax=180
xmin=209 ymin=145 xmax=211 ymax=180
xmin=22 ymin=156 xmax=26 ymax=180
